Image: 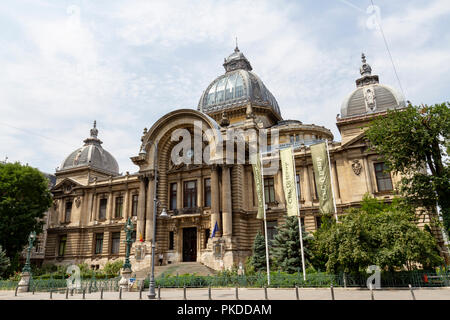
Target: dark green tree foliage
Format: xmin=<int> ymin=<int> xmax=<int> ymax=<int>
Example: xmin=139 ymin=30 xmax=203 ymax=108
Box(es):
xmin=249 ymin=231 xmax=267 ymax=272
xmin=270 ymin=216 xmax=312 ymax=273
xmin=365 ymin=103 xmax=450 ymax=235
xmin=314 ymin=195 xmax=443 ymax=274
xmin=0 ymin=245 xmax=10 ymax=278
xmin=0 ymin=162 xmax=52 ymax=269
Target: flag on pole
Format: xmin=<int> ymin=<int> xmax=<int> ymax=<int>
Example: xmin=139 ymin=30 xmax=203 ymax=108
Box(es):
xmin=211 ymin=221 xmax=219 ymax=238
xmin=251 ymin=153 xmax=265 ymax=219
xmin=280 ymin=148 xmax=299 ymax=217
xmin=310 ymin=142 xmax=335 ymax=215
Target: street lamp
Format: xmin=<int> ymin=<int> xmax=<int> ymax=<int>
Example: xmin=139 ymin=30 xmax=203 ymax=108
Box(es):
xmin=123 ymin=218 xmax=134 ymax=270
xmin=22 ymin=231 xmax=36 ymax=274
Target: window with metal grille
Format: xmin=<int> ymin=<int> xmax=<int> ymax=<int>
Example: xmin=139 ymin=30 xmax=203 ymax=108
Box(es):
xmin=65 ymin=201 xmax=72 ymax=222
xmin=58 ymin=235 xmax=67 ymax=256
xmin=131 ymin=194 xmax=138 ymax=216
xmin=169 ymin=231 xmax=174 ymax=250
xmin=183 ymin=180 xmax=197 ymax=208
xmin=170 ymin=183 xmax=177 ymax=210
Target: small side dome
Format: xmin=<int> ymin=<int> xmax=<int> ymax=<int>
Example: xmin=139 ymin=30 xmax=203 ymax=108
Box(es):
xmin=58 ymin=121 xmax=119 ymax=175
xmin=340 ymin=53 xmax=406 ymax=118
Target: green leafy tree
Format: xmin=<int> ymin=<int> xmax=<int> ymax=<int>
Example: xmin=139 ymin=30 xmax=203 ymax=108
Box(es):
xmin=249 ymin=231 xmax=267 ymax=272
xmin=365 ymin=103 xmax=450 ymax=236
xmin=313 ymin=195 xmax=443 ymax=274
xmin=103 ymin=259 xmax=123 ymax=276
xmin=0 ymin=245 xmax=10 ymax=278
xmin=0 ymin=162 xmax=52 ymax=274
xmin=270 ymin=216 xmax=313 ymax=274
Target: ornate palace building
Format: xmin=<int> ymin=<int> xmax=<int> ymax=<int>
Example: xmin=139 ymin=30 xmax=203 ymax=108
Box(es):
xmin=43 ymin=48 xmax=448 ymax=271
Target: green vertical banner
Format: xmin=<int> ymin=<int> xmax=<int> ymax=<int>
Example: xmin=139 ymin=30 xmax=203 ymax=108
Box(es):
xmin=251 ymin=153 xmax=265 ymax=219
xmin=280 ymin=148 xmax=299 ymax=217
xmin=310 ymin=142 xmax=334 ymax=215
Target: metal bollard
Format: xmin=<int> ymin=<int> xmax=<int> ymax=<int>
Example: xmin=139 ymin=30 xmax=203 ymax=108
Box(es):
xmin=370 ymin=283 xmax=374 ymax=300
xmin=183 ymin=286 xmax=187 ymax=300
xmin=409 ymin=284 xmax=416 ymax=300
xmin=208 ymin=286 xmax=212 ymax=300
xmin=343 ymin=273 xmax=347 ymax=288
xmin=65 ymin=288 xmax=69 ymax=299
xmin=139 ymin=286 xmax=142 ymax=300
xmin=82 ymin=288 xmax=86 ymax=300
xmin=235 ymin=287 xmax=239 ymax=300
xmin=32 ymin=286 xmax=35 ymax=295
xmin=15 ymin=286 xmax=18 ymax=297
xmin=295 ymin=285 xmax=299 ymax=300
xmin=50 ymin=289 xmax=53 ymax=299
xmin=264 ymin=285 xmax=268 ymax=300
xmin=100 ymin=288 xmax=103 ymax=300
xmin=119 ymin=287 xmax=122 ymax=300
xmin=330 ymin=284 xmax=335 ymax=300
xmin=71 ymin=288 xmax=74 ymax=296
xmin=158 ymin=286 xmax=161 ymax=300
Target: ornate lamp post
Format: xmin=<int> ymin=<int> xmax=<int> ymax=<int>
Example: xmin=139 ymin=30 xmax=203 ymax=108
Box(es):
xmin=18 ymin=231 xmax=36 ymax=292
xmin=119 ymin=217 xmax=134 ymax=291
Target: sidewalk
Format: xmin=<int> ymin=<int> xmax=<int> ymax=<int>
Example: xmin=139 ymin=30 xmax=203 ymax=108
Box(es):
xmin=1 ymin=287 xmax=449 ymax=300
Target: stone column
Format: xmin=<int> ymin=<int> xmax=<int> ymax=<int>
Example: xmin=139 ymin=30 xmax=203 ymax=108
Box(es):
xmin=276 ymin=169 xmax=285 ymax=206
xmin=198 ymin=177 xmax=203 ymax=209
xmin=87 ymin=192 xmax=94 ymax=222
xmin=222 ymin=165 xmax=232 ymax=237
xmin=331 ymin=161 xmax=341 ymax=203
xmin=106 ymin=192 xmax=113 ymax=223
xmin=304 ymin=165 xmax=312 ymax=206
xmin=363 ymin=156 xmax=374 ymax=194
xmin=137 ymin=178 xmax=146 ymax=240
xmin=58 ymin=199 xmax=64 ymax=223
xmin=176 ymin=181 xmax=182 ymax=210
xmin=123 ymin=189 xmax=130 ymax=218
xmin=210 ymin=165 xmax=221 ymax=236
xmin=145 ymin=175 xmax=155 ymax=242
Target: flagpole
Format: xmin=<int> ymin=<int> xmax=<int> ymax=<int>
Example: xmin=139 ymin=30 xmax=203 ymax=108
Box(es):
xmin=260 ymin=151 xmax=271 ymax=286
xmin=291 ymin=146 xmax=307 ymax=281
xmin=325 ymin=139 xmax=338 ymax=222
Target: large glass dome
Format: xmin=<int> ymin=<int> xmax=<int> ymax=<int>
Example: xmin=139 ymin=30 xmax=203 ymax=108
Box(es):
xmin=198 ymin=47 xmax=281 ymax=119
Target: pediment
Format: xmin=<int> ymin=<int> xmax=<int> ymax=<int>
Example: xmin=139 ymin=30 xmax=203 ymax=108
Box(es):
xmin=339 ymin=132 xmax=369 ymax=150
xmin=52 ymin=177 xmax=85 ymax=193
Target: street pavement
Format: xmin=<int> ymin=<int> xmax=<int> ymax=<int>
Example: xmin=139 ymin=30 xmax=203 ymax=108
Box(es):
xmin=1 ymin=287 xmax=449 ymax=300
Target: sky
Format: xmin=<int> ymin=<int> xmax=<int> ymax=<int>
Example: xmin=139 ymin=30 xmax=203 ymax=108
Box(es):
xmin=0 ymin=0 xmax=449 ymax=175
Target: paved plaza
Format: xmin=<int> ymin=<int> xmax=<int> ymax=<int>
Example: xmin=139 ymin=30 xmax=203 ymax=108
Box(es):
xmin=1 ymin=287 xmax=449 ymax=300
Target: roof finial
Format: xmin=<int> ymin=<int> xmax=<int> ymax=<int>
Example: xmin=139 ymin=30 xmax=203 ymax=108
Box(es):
xmin=90 ymin=120 xmax=98 ymax=139
xmin=234 ymin=36 xmax=239 ymax=52
xmin=361 ymin=53 xmax=366 ymax=64
xmin=360 ymin=52 xmax=372 ymax=76
xmin=93 ymin=120 xmax=96 ymax=129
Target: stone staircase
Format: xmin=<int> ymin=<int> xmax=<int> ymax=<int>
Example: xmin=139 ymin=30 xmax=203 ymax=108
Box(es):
xmin=133 ymin=262 xmax=217 ymax=280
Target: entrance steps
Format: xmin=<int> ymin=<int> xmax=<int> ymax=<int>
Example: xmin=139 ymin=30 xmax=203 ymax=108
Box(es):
xmin=133 ymin=262 xmax=217 ymax=280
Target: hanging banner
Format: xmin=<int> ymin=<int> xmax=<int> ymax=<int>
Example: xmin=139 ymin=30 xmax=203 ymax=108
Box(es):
xmin=280 ymin=148 xmax=299 ymax=217
xmin=310 ymin=142 xmax=334 ymax=215
xmin=251 ymin=153 xmax=265 ymax=219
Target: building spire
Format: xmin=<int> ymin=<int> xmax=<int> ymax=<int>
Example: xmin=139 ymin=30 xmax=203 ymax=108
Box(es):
xmin=235 ymin=37 xmax=239 ymax=52
xmin=360 ymin=52 xmax=372 ymax=76
xmin=84 ymin=120 xmax=102 ymax=145
xmin=356 ymin=52 xmax=379 ymax=87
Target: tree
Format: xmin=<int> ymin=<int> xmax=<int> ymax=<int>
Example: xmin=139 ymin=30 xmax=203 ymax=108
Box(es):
xmin=0 ymin=162 xmax=52 ymax=274
xmin=365 ymin=103 xmax=450 ymax=236
xmin=0 ymin=245 xmax=10 ymax=278
xmin=249 ymin=231 xmax=267 ymax=272
xmin=270 ymin=216 xmax=313 ymax=274
xmin=313 ymin=195 xmax=443 ymax=274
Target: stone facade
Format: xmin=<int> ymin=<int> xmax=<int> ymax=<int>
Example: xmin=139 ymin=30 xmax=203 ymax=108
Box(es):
xmin=42 ymin=50 xmax=449 ymax=271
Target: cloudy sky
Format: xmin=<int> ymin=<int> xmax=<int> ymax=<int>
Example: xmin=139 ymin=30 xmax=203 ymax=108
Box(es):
xmin=1 ymin=0 xmax=449 ymax=175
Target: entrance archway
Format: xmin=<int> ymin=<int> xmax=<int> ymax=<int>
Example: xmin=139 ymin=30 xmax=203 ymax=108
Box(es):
xmin=182 ymin=227 xmax=197 ymax=262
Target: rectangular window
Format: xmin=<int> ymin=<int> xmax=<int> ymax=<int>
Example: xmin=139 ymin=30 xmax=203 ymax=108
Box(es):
xmin=99 ymin=198 xmax=107 ymax=220
xmin=204 ymin=178 xmax=211 ymax=207
xmin=65 ymin=201 xmax=72 ymax=222
xmin=300 ymin=217 xmax=305 ymax=232
xmin=315 ymin=216 xmax=322 ymax=230
xmin=111 ymin=232 xmax=120 ymax=254
xmin=95 ymin=233 xmax=103 ymax=254
xmin=131 ymin=195 xmax=139 ymax=217
xmin=58 ymin=235 xmax=67 ymax=256
xmin=169 ymin=231 xmax=174 ymax=250
xmin=312 ymin=171 xmax=318 ymax=199
xmin=183 ymin=180 xmax=197 ymax=208
xmin=374 ymin=162 xmax=393 ymax=192
xmin=264 ymin=177 xmax=275 ymax=204
xmin=169 ymin=183 xmax=177 ymax=210
xmin=296 ymin=174 xmax=301 ymax=200
xmin=115 ymin=196 xmax=123 ymax=218
xmin=204 ymin=229 xmax=210 ymax=249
